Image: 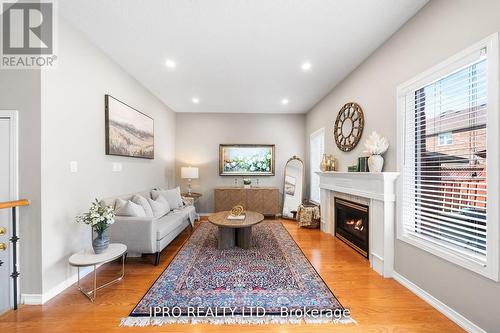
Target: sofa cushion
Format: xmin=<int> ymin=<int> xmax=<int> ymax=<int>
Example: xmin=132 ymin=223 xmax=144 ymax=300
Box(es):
xmin=131 ymin=194 xmax=154 ymax=217
xmin=152 ymin=187 xmax=183 ymax=210
xmin=156 ymin=212 xmax=185 ymax=240
xmin=147 ymin=196 xmax=170 ymax=217
xmin=100 ymin=189 xmax=152 ymax=210
xmin=115 ymin=198 xmax=146 ymax=217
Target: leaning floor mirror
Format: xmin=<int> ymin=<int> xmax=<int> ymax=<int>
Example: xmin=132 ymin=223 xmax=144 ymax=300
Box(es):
xmin=282 ymin=156 xmax=305 ymax=219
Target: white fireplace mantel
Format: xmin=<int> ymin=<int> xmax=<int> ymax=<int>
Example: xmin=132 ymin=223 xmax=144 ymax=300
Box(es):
xmin=317 ymin=171 xmax=399 ymax=277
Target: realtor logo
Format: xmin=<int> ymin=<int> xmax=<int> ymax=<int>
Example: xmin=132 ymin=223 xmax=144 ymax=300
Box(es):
xmin=1 ymin=1 xmax=57 ymax=68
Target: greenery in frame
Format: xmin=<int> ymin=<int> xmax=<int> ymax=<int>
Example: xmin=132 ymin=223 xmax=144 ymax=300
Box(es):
xmin=221 ymin=146 xmax=273 ymax=175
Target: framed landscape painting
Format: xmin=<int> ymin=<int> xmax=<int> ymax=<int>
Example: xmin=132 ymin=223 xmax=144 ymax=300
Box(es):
xmin=219 ymin=144 xmax=275 ymax=176
xmin=105 ymin=95 xmax=154 ymax=159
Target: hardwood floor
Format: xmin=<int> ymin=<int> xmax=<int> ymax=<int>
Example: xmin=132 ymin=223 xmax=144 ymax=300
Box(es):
xmin=0 ymin=219 xmax=463 ymax=332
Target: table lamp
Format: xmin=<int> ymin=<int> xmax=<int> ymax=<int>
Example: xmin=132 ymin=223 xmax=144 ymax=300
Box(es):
xmin=181 ymin=166 xmax=199 ymax=195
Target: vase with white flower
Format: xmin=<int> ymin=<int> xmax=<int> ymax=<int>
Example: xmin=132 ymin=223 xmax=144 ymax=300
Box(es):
xmin=363 ymin=131 xmax=389 ymax=173
xmin=76 ymin=199 xmax=115 ymax=254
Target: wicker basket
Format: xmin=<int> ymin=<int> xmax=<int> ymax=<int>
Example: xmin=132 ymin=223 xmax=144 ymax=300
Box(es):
xmin=297 ymin=202 xmax=320 ymax=229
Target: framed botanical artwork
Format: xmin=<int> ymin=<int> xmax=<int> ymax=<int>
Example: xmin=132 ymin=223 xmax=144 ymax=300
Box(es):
xmin=105 ymin=95 xmax=154 ymax=159
xmin=219 ymin=144 xmax=275 ymax=176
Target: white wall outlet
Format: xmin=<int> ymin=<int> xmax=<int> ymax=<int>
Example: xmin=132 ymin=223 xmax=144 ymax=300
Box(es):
xmin=70 ymin=161 xmax=78 ymax=173
xmin=112 ymin=162 xmax=122 ymax=172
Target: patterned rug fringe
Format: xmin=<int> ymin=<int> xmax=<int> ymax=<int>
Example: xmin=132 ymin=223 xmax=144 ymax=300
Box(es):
xmin=120 ymin=315 xmax=356 ymax=326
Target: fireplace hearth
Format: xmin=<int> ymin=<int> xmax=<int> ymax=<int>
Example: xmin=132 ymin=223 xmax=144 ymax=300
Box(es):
xmin=335 ymin=198 xmax=369 ymax=258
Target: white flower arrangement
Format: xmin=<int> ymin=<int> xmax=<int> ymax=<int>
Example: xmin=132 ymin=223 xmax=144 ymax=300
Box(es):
xmin=224 ymin=153 xmax=272 ymax=173
xmin=364 ymin=131 xmax=389 ymax=155
xmin=76 ymin=199 xmax=115 ymax=236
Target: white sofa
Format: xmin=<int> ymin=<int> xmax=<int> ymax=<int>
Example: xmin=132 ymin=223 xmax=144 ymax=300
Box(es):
xmin=101 ymin=188 xmax=196 ymax=265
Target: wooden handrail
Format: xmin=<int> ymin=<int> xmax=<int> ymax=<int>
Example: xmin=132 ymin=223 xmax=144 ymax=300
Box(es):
xmin=0 ymin=199 xmax=30 ymax=210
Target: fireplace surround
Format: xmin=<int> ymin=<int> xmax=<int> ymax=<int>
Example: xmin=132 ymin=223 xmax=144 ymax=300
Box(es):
xmin=335 ymin=198 xmax=369 ymax=258
xmin=317 ymin=171 xmax=399 ymax=277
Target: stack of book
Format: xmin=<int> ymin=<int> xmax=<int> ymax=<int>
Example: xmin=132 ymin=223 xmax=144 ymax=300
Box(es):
xmin=227 ymin=214 xmax=246 ymax=220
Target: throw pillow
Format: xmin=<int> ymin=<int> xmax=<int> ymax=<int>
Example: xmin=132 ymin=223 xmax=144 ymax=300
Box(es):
xmin=115 ymin=198 xmax=147 ymax=217
xmin=151 ymin=187 xmax=183 ymax=210
xmin=131 ymin=194 xmax=154 ymax=217
xmin=155 ymin=194 xmax=170 ymax=207
xmin=147 ymin=196 xmax=170 ymax=217
xmin=114 ymin=198 xmax=127 ymax=211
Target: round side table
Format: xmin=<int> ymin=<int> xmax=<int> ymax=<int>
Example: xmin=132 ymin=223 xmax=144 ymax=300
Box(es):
xmin=68 ymin=243 xmax=127 ymax=302
xmin=182 ymin=192 xmax=202 ymax=220
xmin=181 ymin=192 xmax=202 ymax=202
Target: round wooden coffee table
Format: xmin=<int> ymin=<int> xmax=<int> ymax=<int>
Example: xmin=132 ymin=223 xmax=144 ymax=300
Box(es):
xmin=208 ymin=211 xmax=264 ymax=249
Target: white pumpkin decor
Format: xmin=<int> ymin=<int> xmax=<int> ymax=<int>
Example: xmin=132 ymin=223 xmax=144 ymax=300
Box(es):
xmin=363 ymin=131 xmax=389 ymax=172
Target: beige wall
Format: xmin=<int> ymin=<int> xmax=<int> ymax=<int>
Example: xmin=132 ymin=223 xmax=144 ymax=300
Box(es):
xmin=176 ymin=113 xmax=305 ymax=213
xmin=305 ymin=0 xmax=500 ymax=331
xmin=40 ymin=19 xmax=176 ymax=295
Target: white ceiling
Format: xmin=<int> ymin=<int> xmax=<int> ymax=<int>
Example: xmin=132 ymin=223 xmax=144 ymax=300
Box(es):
xmin=60 ymin=0 xmax=428 ymax=114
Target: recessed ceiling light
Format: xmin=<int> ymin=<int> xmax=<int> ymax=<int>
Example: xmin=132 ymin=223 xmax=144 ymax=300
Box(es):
xmin=281 ymin=99 xmax=289 ymax=105
xmin=301 ymin=62 xmax=312 ymax=71
xmin=192 ymin=97 xmax=200 ymax=104
xmin=165 ymin=59 xmax=176 ymax=68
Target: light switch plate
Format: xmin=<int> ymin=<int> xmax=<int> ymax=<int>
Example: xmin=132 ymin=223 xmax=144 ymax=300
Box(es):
xmin=70 ymin=161 xmax=78 ymax=173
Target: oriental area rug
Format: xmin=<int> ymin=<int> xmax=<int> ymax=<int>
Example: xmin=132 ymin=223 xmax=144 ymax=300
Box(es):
xmin=121 ymin=221 xmax=354 ymax=326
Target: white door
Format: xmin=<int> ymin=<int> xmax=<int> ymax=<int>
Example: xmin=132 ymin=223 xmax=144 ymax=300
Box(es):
xmin=0 ymin=115 xmax=14 ymax=314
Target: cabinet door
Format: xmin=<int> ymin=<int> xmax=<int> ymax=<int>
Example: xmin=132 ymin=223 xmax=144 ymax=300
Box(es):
xmin=215 ymin=189 xmax=246 ymax=212
xmin=246 ymin=189 xmax=264 ymax=212
xmin=262 ymin=189 xmax=279 ymax=215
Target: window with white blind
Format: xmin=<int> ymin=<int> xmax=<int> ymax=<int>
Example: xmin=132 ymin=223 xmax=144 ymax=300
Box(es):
xmin=397 ymin=35 xmax=499 ymax=280
xmin=310 ymin=128 xmax=325 ymax=203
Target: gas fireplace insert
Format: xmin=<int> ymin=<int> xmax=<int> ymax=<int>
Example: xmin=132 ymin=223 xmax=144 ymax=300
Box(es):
xmin=334 ymin=198 xmax=369 ymax=258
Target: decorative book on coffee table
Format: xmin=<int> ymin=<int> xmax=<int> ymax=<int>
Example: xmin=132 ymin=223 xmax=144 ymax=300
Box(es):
xmin=227 ymin=214 xmax=246 ymax=220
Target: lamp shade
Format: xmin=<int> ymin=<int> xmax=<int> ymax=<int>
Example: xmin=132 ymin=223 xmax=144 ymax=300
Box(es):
xmin=181 ymin=167 xmax=199 ymax=179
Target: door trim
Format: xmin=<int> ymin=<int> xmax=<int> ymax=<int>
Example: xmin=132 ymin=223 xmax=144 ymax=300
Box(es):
xmin=0 ymin=110 xmax=19 ymax=309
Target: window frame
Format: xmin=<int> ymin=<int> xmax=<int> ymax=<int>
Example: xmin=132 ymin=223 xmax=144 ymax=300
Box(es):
xmin=396 ymin=34 xmax=499 ymax=281
xmin=309 ymin=127 xmax=325 ymax=204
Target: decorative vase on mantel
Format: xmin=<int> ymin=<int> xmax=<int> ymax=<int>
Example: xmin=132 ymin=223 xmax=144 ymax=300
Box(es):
xmin=320 ymin=154 xmax=328 ymax=172
xmin=363 ymin=131 xmax=389 ymax=173
xmin=320 ymin=154 xmax=336 ymax=172
xmin=368 ymin=154 xmax=384 ymax=173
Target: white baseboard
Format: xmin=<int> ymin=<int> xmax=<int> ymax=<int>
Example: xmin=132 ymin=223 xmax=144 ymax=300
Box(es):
xmin=370 ymin=253 xmax=384 ymax=277
xmin=21 ymin=293 xmax=43 ymax=305
xmin=392 ymin=271 xmax=485 ymax=333
xmin=21 ymin=266 xmax=95 ymax=305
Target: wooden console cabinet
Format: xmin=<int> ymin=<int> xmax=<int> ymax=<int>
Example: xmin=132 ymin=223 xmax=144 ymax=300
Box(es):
xmin=214 ymin=187 xmax=280 ymax=216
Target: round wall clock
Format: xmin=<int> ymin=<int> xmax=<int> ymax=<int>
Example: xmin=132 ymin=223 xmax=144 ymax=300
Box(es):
xmin=334 ymin=102 xmax=365 ymax=152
